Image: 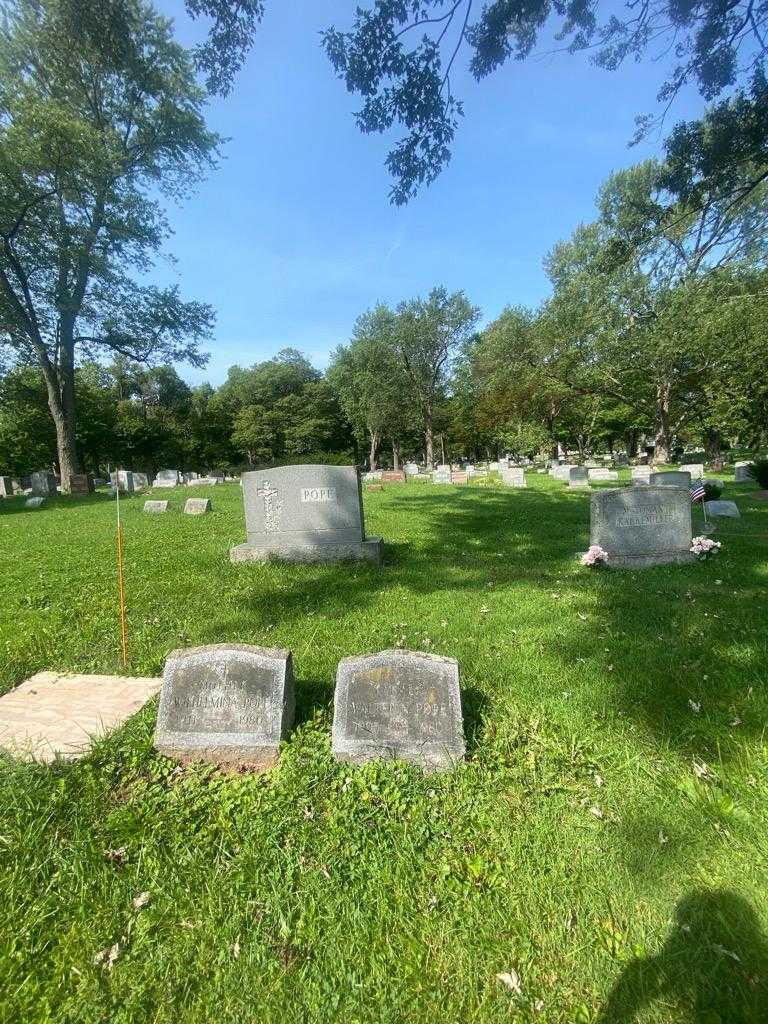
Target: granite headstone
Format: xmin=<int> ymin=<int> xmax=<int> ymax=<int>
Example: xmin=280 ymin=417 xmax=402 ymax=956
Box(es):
xmin=704 ymin=500 xmax=740 ymax=518
xmin=590 ymin=486 xmax=693 ymax=568
xmin=501 ymin=468 xmax=526 ymax=487
xmin=154 ymin=644 xmax=294 ymax=769
xmin=0 ymin=476 xmax=13 ymax=497
xmin=30 ymin=471 xmax=57 ymax=497
xmin=154 ymin=469 xmax=181 ymax=488
xmin=331 ymin=649 xmax=465 ymax=770
xmin=231 ymin=464 xmax=382 ymax=564
xmin=144 ymin=499 xmax=168 ymax=513
xmin=184 ymin=497 xmax=211 ymax=515
xmin=650 ymin=471 xmax=692 ymax=487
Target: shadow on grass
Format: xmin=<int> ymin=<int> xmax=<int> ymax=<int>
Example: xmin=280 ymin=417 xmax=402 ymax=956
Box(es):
xmin=0 ymin=491 xmax=120 ymax=516
xmin=597 ymin=889 xmax=768 ymax=1023
xmin=226 ymin=483 xmax=768 ymax=760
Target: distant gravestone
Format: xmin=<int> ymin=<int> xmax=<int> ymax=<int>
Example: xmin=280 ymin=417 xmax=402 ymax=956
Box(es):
xmin=68 ymin=473 xmax=94 ymax=494
xmin=381 ymin=471 xmax=406 ymax=484
xmin=231 ymin=464 xmax=382 ymax=564
xmin=363 ymin=470 xmax=383 ymax=482
xmin=554 ymin=464 xmax=576 ymax=481
xmin=501 ymin=468 xmax=526 ymax=487
xmin=30 ymin=471 xmax=57 ymax=497
xmin=650 ymin=471 xmax=691 ymax=488
xmin=489 ymin=461 xmax=500 ymax=472
xmin=403 ymin=463 xmax=420 ymax=477
xmin=25 ymin=496 xmax=45 ymax=509
xmin=631 ymin=466 xmax=652 ymax=485
xmin=568 ymin=467 xmax=590 ymax=488
xmin=184 ymin=497 xmax=211 ymax=515
xmin=679 ymin=464 xmax=704 ymax=479
xmin=433 ymin=466 xmax=451 ymax=484
xmin=451 ymin=472 xmax=469 ymax=485
xmin=465 ymin=464 xmax=476 ymax=477
xmin=590 ymin=486 xmax=693 ymax=568
xmin=331 ymin=650 xmax=465 ymax=770
xmin=588 ymin=468 xmax=618 ymax=481
xmin=734 ymin=462 xmax=754 ymax=482
xmin=615 ymin=454 xmax=629 ymax=466
xmin=111 ymin=470 xmax=135 ymax=493
xmin=705 ymin=500 xmax=740 ymax=518
xmin=133 ymin=472 xmax=150 ymax=490
xmin=144 ymin=499 xmax=168 ymax=513
xmin=0 ymin=476 xmax=13 ymax=497
xmin=154 ymin=469 xmax=181 ymax=488
xmin=154 ymin=644 xmax=294 ymax=769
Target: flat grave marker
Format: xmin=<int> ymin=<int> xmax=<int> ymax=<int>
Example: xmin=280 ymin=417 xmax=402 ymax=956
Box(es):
xmin=184 ymin=498 xmax=211 ymax=515
xmin=144 ymin=499 xmax=168 ymax=513
xmin=650 ymin=471 xmax=692 ymax=488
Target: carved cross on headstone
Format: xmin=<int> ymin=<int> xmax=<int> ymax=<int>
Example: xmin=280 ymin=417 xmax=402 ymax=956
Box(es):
xmin=257 ymin=480 xmax=282 ymax=533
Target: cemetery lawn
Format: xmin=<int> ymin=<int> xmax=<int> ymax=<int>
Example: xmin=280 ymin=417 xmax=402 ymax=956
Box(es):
xmin=2 ymin=475 xmax=768 ymax=1024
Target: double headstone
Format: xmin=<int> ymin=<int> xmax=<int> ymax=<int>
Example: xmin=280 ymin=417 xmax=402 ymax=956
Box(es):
xmin=679 ymin=464 xmax=704 ymax=479
xmin=230 ymin=464 xmax=382 ymax=564
xmin=111 ymin=470 xmax=135 ymax=493
xmin=403 ymin=463 xmax=421 ymax=477
xmin=331 ymin=650 xmax=465 ymax=770
xmin=381 ymin=471 xmax=406 ymax=484
xmin=590 ymin=486 xmax=693 ymax=568
xmin=154 ymin=644 xmax=294 ymax=769
xmin=433 ymin=466 xmax=451 ymax=484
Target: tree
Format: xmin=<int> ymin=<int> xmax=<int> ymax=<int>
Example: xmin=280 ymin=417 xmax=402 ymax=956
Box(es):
xmin=321 ymin=1 xmax=768 ymax=204
xmin=391 ymin=287 xmax=479 ymax=466
xmin=543 ymin=159 xmax=768 ymax=460
xmin=327 ymin=305 xmax=415 ymax=469
xmin=0 ymin=0 xmax=216 ymax=490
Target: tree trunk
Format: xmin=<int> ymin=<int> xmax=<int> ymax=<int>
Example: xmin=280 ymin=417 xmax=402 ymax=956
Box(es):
xmin=704 ymin=428 xmax=722 ymax=463
xmin=440 ymin=434 xmax=446 ymax=464
xmin=368 ymin=430 xmax=379 ymax=471
xmin=391 ymin=441 xmax=401 ymax=471
xmin=654 ymin=380 xmax=672 ymax=463
xmin=424 ymin=410 xmax=434 ymax=468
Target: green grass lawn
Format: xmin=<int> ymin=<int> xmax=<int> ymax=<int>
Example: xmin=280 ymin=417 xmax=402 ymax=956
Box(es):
xmin=1 ymin=473 xmax=767 ymax=1023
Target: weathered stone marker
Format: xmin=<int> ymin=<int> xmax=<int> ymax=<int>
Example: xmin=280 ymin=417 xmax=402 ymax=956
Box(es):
xmin=231 ymin=464 xmax=382 ymax=564
xmin=381 ymin=470 xmax=406 ymax=483
xmin=0 ymin=476 xmax=13 ymax=497
xmin=144 ymin=499 xmax=168 ymax=513
xmin=501 ymin=467 xmax=526 ymax=487
xmin=433 ymin=466 xmax=451 ymax=483
xmin=705 ymin=500 xmax=740 ymax=518
xmin=734 ymin=462 xmax=754 ymax=482
xmin=680 ymin=463 xmax=704 ymax=479
xmin=332 ymin=649 xmax=465 ymax=769
xmin=590 ymin=486 xmax=693 ymax=568
xmin=25 ymin=497 xmax=45 ymax=509
xmin=30 ymin=471 xmax=57 ymax=496
xmin=403 ymin=463 xmax=421 ymax=476
xmin=631 ymin=466 xmax=652 ymax=485
xmin=68 ymin=473 xmax=94 ymax=494
xmin=451 ymin=471 xmax=468 ymax=485
xmin=184 ymin=497 xmax=211 ymax=515
xmin=588 ymin=468 xmax=618 ymax=481
xmin=650 ymin=470 xmax=691 ymax=487
xmin=154 ymin=644 xmax=294 ymax=769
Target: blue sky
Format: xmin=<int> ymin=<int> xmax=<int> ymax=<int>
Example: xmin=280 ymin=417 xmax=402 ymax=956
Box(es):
xmin=155 ymin=1 xmax=706 ymax=386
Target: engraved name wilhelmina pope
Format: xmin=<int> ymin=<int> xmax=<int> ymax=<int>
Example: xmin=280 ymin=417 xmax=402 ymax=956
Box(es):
xmin=230 ymin=464 xmax=382 ymax=564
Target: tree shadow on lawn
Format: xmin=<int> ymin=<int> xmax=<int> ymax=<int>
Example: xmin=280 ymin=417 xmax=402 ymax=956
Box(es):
xmin=226 ymin=485 xmax=768 ymax=761
xmin=596 ymin=889 xmax=768 ymax=1023
xmin=0 ymin=491 xmax=119 ymax=516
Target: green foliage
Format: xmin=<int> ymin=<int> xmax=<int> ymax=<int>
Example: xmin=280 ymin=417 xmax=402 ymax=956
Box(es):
xmin=748 ymin=457 xmax=768 ymax=488
xmin=703 ymin=481 xmax=724 ymax=500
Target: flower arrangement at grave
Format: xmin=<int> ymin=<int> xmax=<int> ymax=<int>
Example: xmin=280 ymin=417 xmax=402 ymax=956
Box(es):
xmin=691 ymin=536 xmax=722 ymax=560
xmin=580 ymin=545 xmax=609 ymax=567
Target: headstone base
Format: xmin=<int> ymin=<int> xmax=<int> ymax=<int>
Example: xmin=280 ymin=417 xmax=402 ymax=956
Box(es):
xmin=230 ymin=537 xmax=383 ymax=565
xmin=604 ymin=551 xmax=695 ymax=569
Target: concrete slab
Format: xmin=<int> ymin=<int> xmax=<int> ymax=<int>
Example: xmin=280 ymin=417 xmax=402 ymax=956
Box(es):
xmin=0 ymin=672 xmax=161 ymax=763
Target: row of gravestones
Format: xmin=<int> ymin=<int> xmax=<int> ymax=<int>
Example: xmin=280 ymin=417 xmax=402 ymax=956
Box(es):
xmin=227 ymin=464 xmax=734 ymax=569
xmin=144 ymin=498 xmax=211 ymax=515
xmin=365 ymin=467 xmax=527 ymax=487
xmin=154 ymin=645 xmax=465 ymax=771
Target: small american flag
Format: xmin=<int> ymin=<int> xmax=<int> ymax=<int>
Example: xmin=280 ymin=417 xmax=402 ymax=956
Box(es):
xmin=690 ymin=479 xmax=706 ymax=503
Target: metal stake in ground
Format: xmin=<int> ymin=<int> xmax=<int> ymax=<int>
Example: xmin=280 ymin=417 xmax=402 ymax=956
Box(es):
xmin=115 ymin=483 xmax=129 ymax=666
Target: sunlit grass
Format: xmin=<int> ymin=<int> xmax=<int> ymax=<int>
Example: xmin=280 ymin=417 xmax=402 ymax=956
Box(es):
xmin=1 ymin=473 xmax=767 ymax=1023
